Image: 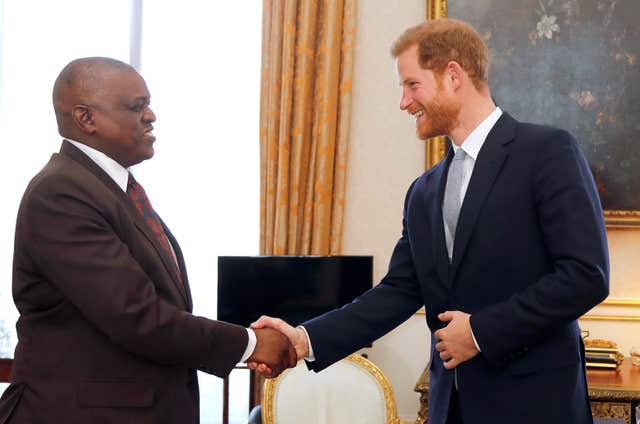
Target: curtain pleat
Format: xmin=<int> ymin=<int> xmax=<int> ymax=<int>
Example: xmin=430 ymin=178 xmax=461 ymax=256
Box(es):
xmin=260 ymin=0 xmax=356 ymax=257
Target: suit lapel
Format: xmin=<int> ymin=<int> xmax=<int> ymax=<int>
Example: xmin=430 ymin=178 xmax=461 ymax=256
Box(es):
xmin=60 ymin=141 xmax=190 ymax=306
xmin=429 ymin=148 xmax=454 ymax=286
xmin=161 ymin=218 xmax=193 ymax=311
xmin=449 ymin=114 xmax=516 ymax=282
xmin=130 ymin=218 xmax=190 ymax=306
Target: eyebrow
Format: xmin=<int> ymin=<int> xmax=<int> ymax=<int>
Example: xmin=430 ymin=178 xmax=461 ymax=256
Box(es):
xmin=126 ymin=96 xmax=150 ymax=106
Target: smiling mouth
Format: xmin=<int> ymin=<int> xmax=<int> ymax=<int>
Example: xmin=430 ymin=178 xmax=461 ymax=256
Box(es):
xmin=407 ymin=102 xmax=424 ymax=116
xmin=408 ymin=108 xmax=425 ymax=121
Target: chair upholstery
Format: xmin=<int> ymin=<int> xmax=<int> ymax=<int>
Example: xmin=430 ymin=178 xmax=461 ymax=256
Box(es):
xmin=262 ymin=354 xmax=400 ymax=424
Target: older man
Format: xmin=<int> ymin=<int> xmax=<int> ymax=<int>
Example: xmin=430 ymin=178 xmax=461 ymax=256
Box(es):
xmin=0 ymin=57 xmax=294 ymax=423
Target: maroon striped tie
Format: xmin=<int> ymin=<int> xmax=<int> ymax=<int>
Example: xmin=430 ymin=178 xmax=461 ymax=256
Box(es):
xmin=127 ymin=174 xmax=183 ymax=285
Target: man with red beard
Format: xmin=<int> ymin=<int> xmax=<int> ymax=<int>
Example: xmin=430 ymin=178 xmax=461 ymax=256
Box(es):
xmin=252 ymin=18 xmax=609 ymax=424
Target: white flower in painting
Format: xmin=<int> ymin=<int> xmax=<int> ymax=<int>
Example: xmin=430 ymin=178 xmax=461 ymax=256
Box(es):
xmin=569 ymin=90 xmax=598 ymax=110
xmin=536 ymin=15 xmax=560 ymax=39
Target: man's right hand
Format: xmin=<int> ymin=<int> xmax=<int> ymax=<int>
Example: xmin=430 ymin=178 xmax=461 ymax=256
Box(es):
xmin=247 ymin=328 xmax=297 ymax=378
xmin=247 ymin=316 xmax=309 ymax=376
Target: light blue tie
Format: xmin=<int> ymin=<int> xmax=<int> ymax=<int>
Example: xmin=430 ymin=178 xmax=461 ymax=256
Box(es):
xmin=443 ymin=148 xmax=466 ymax=259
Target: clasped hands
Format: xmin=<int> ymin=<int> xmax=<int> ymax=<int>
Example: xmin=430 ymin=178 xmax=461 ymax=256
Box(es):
xmin=245 ymin=316 xmax=309 ymax=378
xmin=246 ymin=327 xmax=297 ymax=378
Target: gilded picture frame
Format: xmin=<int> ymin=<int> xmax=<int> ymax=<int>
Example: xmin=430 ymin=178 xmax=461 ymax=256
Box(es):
xmin=425 ymin=0 xmax=640 ymax=228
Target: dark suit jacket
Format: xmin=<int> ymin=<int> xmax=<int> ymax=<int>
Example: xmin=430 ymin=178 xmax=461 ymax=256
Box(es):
xmin=0 ymin=141 xmax=248 ymax=423
xmin=303 ymin=113 xmax=609 ymax=424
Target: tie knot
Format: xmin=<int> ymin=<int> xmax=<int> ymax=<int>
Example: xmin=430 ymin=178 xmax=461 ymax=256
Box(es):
xmin=127 ymin=173 xmax=137 ymax=192
xmin=453 ymin=148 xmax=466 ymax=161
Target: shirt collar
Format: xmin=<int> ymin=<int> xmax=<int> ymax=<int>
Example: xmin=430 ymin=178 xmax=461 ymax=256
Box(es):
xmin=65 ymin=138 xmax=131 ymax=192
xmin=452 ymin=107 xmax=502 ymax=160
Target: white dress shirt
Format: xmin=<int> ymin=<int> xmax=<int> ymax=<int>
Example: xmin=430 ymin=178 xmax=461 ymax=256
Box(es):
xmin=443 ymin=107 xmax=503 ymax=260
xmin=65 ymin=138 xmax=256 ymax=362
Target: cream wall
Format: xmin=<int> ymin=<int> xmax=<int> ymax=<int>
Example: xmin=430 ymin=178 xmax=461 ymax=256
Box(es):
xmin=342 ymin=0 xmax=428 ymax=421
xmin=580 ymin=230 xmax=640 ymax=355
xmin=343 ymin=0 xmax=640 ymax=421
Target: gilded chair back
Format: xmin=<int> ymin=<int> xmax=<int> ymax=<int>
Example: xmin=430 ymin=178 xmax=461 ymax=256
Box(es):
xmin=262 ymin=353 xmax=400 ymax=424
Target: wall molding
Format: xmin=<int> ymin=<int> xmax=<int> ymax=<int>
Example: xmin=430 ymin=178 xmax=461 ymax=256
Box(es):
xmin=414 ymin=298 xmax=640 ymax=321
xmin=579 ymin=314 xmax=640 ymax=322
xmin=601 ymin=298 xmax=640 ymax=307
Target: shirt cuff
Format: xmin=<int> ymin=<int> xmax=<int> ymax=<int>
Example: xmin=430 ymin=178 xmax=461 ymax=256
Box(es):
xmin=470 ymin=325 xmax=482 ymax=352
xmin=299 ymin=326 xmax=315 ymax=362
xmin=240 ymin=328 xmax=257 ymax=362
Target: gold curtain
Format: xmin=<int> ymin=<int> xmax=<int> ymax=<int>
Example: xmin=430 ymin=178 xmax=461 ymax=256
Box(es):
xmin=260 ymin=0 xmax=357 ymax=256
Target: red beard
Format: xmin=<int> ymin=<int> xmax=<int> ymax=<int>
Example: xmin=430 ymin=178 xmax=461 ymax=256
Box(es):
xmin=415 ymin=86 xmax=460 ymax=140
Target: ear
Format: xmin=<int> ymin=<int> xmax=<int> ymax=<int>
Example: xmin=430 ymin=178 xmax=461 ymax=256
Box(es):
xmin=71 ymin=105 xmax=96 ymax=134
xmin=444 ymin=61 xmax=465 ymax=91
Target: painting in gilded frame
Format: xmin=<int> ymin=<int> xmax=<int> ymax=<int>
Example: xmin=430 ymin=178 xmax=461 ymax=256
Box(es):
xmin=425 ymin=0 xmax=640 ymax=227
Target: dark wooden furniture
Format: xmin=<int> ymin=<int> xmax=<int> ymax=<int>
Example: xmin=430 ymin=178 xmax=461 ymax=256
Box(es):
xmin=221 ymin=365 xmax=258 ymax=424
xmin=414 ymin=359 xmax=640 ymax=424
xmin=588 ymin=359 xmax=640 ymax=423
xmin=0 ymin=358 xmax=12 ymax=382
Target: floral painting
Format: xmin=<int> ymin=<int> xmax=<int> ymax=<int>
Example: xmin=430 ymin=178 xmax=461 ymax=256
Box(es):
xmin=446 ymin=0 xmax=640 ymax=220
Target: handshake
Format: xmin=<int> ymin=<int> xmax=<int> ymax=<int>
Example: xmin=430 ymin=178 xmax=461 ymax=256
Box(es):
xmin=245 ymin=316 xmax=309 ymax=378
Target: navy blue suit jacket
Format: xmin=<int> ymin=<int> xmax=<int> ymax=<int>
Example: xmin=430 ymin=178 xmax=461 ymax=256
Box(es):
xmin=303 ymin=113 xmax=609 ymax=424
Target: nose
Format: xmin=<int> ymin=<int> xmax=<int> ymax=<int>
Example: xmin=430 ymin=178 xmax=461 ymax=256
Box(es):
xmin=399 ymin=88 xmax=412 ymax=111
xmin=143 ymin=106 xmax=156 ymax=123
